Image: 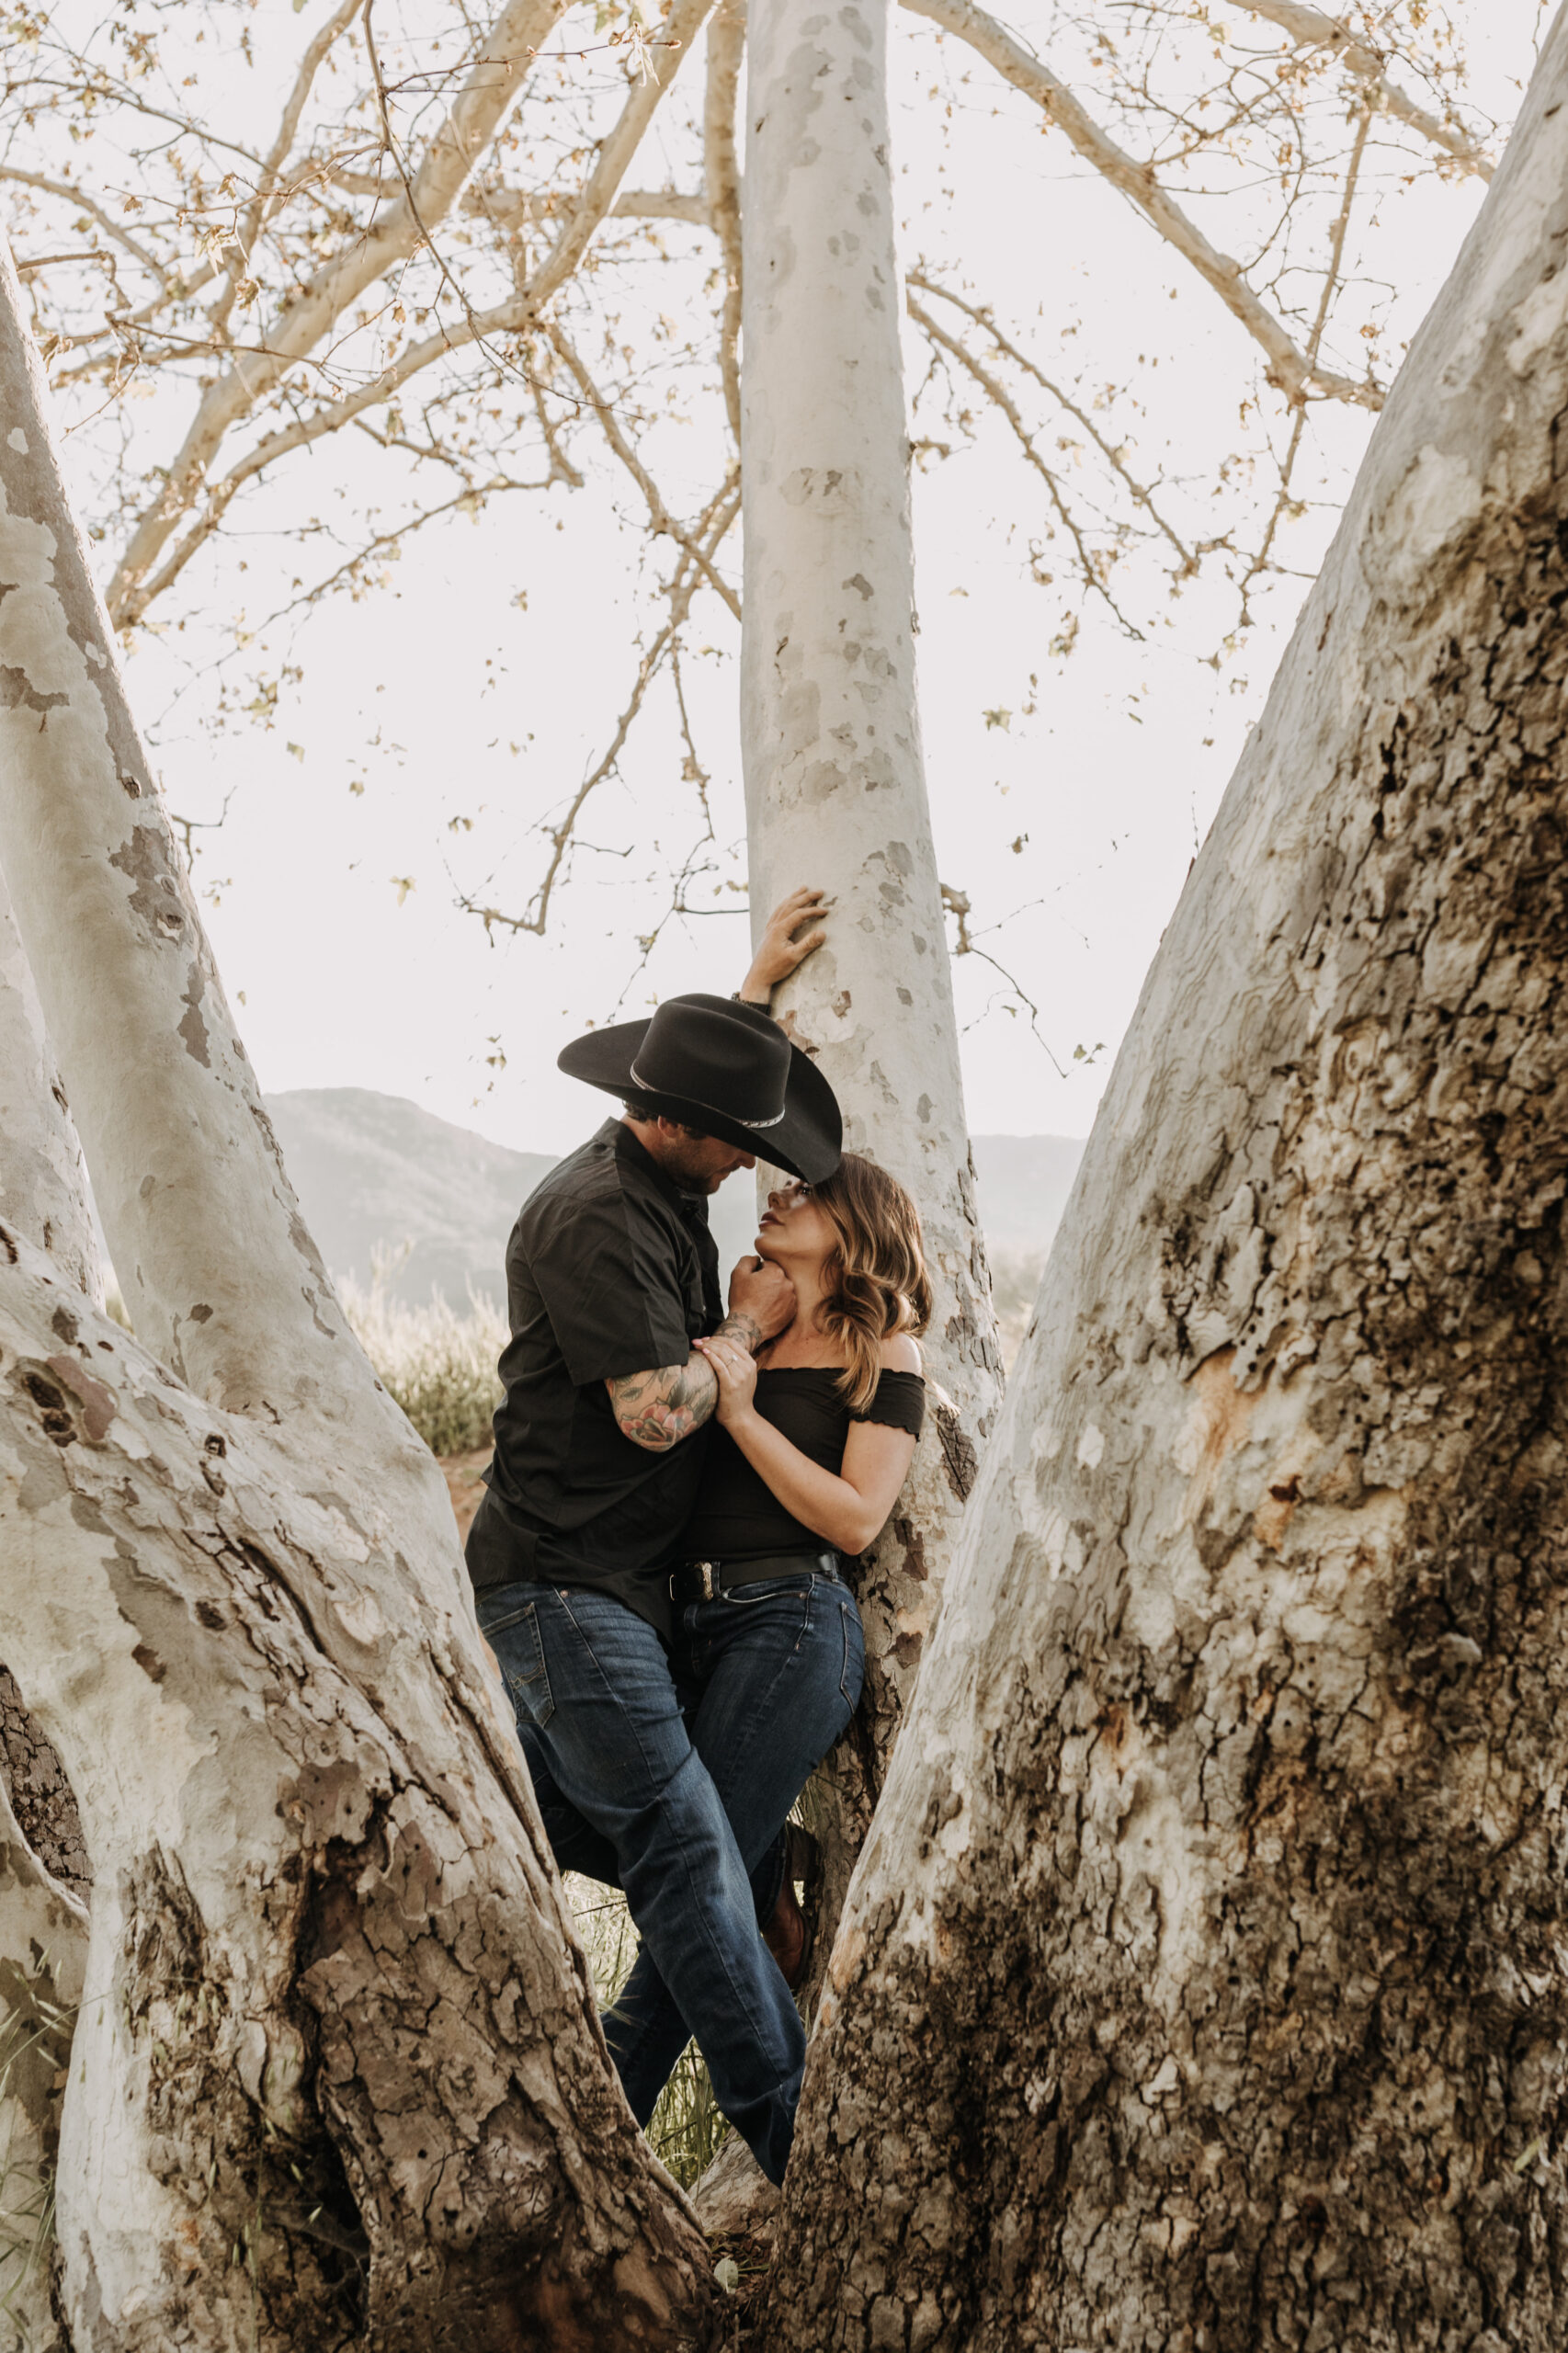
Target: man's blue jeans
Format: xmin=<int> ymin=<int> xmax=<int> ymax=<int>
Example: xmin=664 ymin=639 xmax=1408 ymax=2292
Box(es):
xmin=479 ymin=1573 xmax=864 ymax=2184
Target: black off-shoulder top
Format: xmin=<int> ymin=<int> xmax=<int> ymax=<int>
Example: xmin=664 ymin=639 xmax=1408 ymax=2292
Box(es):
xmin=681 ymin=1366 xmax=926 ymax=1563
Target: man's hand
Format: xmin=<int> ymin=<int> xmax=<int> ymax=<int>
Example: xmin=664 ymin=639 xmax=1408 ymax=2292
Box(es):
xmin=738 ymin=886 xmax=828 ymax=1004
xmin=727 ymin=1254 xmax=796 ymax=1347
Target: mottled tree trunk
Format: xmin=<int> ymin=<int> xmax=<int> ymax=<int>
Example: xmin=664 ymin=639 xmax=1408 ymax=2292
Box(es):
xmin=0 ymin=1768 xmax=86 ymax=2353
xmin=765 ymin=14 xmax=1568 ymax=2347
xmin=0 ymin=234 xmax=710 ymax=2350
xmin=739 ymin=0 xmax=1001 ymax=1951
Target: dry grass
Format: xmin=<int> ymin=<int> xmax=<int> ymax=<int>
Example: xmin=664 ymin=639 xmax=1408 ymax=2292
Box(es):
xmin=566 ymin=1879 xmax=731 ymax=2188
xmin=339 ymin=1246 xmax=506 ymax=1459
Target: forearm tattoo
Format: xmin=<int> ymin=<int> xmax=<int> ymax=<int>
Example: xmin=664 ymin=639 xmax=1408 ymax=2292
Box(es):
xmin=607 ymin=1312 xmax=761 ymax=1451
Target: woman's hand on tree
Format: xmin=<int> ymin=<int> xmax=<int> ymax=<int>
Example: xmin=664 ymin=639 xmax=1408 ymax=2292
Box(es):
xmin=694 ymin=1330 xmax=759 ymax=1426
xmin=737 ymin=885 xmax=829 ymax=1001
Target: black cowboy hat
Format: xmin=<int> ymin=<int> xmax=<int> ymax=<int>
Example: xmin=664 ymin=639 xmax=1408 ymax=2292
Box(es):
xmin=558 ymin=994 xmax=843 ymax=1184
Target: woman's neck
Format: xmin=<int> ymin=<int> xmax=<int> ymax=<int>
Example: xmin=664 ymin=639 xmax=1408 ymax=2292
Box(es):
xmin=759 ymin=1262 xmax=836 ymax=1363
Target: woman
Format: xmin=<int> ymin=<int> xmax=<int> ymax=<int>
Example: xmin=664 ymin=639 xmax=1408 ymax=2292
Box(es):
xmin=600 ymin=1150 xmax=929 ymax=2130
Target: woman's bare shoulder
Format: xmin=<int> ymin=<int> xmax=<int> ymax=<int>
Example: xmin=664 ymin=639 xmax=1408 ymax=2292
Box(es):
xmin=878 ymin=1334 xmax=924 ymax=1374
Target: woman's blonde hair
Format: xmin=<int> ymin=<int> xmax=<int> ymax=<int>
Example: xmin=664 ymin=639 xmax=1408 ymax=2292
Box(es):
xmin=809 ymin=1154 xmax=931 ymax=1413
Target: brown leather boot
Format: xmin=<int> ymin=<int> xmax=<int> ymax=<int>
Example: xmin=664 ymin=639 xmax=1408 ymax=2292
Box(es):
xmin=762 ymin=1824 xmax=819 ymax=1992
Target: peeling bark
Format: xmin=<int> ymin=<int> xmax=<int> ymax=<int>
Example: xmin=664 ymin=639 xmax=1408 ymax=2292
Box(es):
xmin=739 ymin=0 xmax=1003 ymax=1957
xmin=0 ymin=1769 xmax=85 ymax=2353
xmin=766 ymin=14 xmax=1568 ymax=2347
xmin=0 ymin=1234 xmax=711 ymax=2350
xmin=0 ymin=237 xmax=710 ymax=2348
xmin=0 ymin=872 xmax=97 ymax=1312
xmin=0 ymin=1672 xmax=87 ymax=1907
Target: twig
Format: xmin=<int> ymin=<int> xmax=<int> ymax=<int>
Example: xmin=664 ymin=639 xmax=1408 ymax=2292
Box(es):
xmin=909 ymin=272 xmax=1195 ymax=569
xmin=942 ymin=883 xmax=1066 ymax=1075
xmin=1237 ymin=93 xmax=1371 ymax=620
xmin=909 ymin=294 xmax=1144 ymax=636
xmin=458 ymin=479 xmax=740 ymax=939
xmin=900 ymin=0 xmax=1383 ymax=411
xmin=545 ymin=324 xmax=741 ymax=620
xmin=1233 ymin=0 xmax=1494 ymax=177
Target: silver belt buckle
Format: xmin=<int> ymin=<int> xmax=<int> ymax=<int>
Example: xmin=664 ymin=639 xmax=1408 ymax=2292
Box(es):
xmin=696 ymin=1560 xmax=716 ymax=1600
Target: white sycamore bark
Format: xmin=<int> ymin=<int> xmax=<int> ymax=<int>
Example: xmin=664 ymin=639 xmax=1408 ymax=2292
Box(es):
xmin=769 ymin=9 xmax=1568 ymax=2346
xmin=0 ymin=865 xmax=93 ymax=2353
xmin=0 ymin=233 xmax=710 ymax=2350
xmin=739 ymin=0 xmax=1003 ymax=1923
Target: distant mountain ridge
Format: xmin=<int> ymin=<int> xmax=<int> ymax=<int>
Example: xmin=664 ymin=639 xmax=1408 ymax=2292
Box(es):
xmin=266 ymin=1087 xmax=1085 ymax=1305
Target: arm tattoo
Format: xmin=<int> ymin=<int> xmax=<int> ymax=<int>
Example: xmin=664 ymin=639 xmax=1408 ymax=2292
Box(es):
xmin=606 ymin=1313 xmax=761 ymax=1451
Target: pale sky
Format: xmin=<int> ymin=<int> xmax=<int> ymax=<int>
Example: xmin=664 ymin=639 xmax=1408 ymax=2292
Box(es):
xmin=63 ymin=0 xmax=1550 ymax=1163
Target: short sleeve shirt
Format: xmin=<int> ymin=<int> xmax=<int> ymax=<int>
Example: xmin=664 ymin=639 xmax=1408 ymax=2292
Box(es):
xmin=472 ymin=1120 xmax=724 ymax=1635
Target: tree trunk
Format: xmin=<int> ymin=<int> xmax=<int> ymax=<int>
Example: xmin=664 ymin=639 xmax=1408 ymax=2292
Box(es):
xmin=764 ymin=13 xmax=1568 ymax=2347
xmin=739 ymin=0 xmax=1002 ymax=1946
xmin=0 ymin=1768 xmax=86 ymax=2353
xmin=0 ymin=234 xmax=710 ymax=2351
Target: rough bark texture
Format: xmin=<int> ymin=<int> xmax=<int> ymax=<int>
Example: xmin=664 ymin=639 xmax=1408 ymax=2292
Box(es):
xmin=739 ymin=0 xmax=1002 ymax=1956
xmin=0 ymin=1672 xmax=88 ymax=1907
xmin=0 ymin=1230 xmax=713 ymax=2352
xmin=0 ymin=235 xmax=711 ymax=2350
xmin=0 ymin=1770 xmax=86 ymax=2353
xmin=765 ymin=14 xmax=1568 ymax=2347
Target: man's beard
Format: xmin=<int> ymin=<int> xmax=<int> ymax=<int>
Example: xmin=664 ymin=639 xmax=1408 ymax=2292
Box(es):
xmin=665 ymin=1138 xmax=732 ymax=1193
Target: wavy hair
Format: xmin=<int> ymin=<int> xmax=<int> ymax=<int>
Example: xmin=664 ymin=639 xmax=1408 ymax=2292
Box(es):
xmin=809 ymin=1154 xmax=932 ymax=1414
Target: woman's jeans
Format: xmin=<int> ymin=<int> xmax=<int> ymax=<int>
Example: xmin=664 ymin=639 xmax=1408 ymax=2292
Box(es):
xmin=479 ymin=1571 xmax=864 ymax=2184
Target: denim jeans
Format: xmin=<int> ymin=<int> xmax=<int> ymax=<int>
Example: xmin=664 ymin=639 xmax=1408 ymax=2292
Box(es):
xmin=479 ymin=1573 xmax=864 ymax=2184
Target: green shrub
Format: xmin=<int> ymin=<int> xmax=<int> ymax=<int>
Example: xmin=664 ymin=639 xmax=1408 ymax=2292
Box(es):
xmin=339 ymin=1246 xmax=506 ymax=1458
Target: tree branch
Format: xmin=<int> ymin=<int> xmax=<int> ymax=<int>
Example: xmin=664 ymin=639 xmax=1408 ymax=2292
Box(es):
xmin=1237 ymin=90 xmax=1372 ymax=621
xmin=546 ymin=323 xmax=741 ymax=619
xmin=460 ymin=478 xmax=740 ymax=940
xmin=908 ymin=271 xmax=1195 ymax=569
xmin=519 ymin=0 xmax=718 ymax=318
xmin=703 ymin=0 xmax=746 ymax=445
xmin=0 ymin=166 xmax=164 ymax=279
xmin=908 ymin=293 xmax=1144 ymax=633
xmin=900 ymin=0 xmax=1383 ymax=411
xmin=105 ymin=0 xmax=572 ymax=627
xmin=1233 ymin=0 xmax=1494 ymax=177
xmin=208 ymin=0 xmax=366 ymax=344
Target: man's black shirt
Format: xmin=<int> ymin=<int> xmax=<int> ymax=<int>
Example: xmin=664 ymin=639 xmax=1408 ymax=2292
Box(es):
xmin=468 ymin=1119 xmax=724 ymax=1638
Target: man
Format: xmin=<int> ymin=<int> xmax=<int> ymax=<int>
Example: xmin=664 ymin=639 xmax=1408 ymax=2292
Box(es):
xmin=466 ymin=889 xmax=840 ymax=2185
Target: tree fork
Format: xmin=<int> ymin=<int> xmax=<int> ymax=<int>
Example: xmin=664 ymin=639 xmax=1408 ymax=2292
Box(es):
xmin=767 ymin=9 xmax=1568 ymax=2347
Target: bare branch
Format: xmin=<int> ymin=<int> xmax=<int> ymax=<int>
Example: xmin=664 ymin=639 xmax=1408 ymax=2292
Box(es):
xmin=900 ymin=0 xmax=1383 ymax=411
xmin=941 ymin=882 xmax=1066 ymax=1074
xmin=1233 ymin=0 xmax=1494 ymax=177
xmin=1238 ymin=91 xmax=1372 ymax=620
xmin=703 ymin=0 xmax=746 ymax=445
xmin=908 ymin=271 xmax=1195 ymax=569
xmin=520 ymin=0 xmax=718 ymax=316
xmin=0 ymin=167 xmax=164 ymax=278
xmin=546 ymin=324 xmax=741 ymax=619
xmin=459 ymin=182 xmax=712 ymax=228
xmin=208 ymin=0 xmax=366 ymax=343
xmin=460 ymin=478 xmax=740 ymax=940
xmin=613 ymin=188 xmax=712 ymax=224
xmin=908 ymin=293 xmax=1143 ymax=634
xmin=106 ymin=0 xmax=573 ymax=627
xmin=247 ymin=476 xmax=556 ymax=633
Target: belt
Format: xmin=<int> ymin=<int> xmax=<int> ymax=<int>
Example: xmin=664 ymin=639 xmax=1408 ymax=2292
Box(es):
xmin=670 ymin=1551 xmax=838 ymax=1604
